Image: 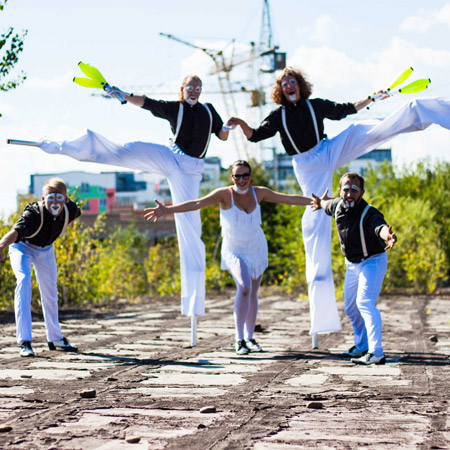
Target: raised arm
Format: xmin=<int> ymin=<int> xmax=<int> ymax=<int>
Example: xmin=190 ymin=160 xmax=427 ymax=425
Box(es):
xmin=353 ymin=90 xmax=388 ymax=111
xmin=255 ymin=186 xmax=312 ymax=206
xmin=105 ymin=86 xmax=146 ymax=107
xmin=144 ymin=188 xmax=228 ymax=222
xmin=227 ymin=117 xmax=254 ymax=140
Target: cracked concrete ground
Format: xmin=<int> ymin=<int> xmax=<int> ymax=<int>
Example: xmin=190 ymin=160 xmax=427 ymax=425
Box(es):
xmin=0 ymin=291 xmax=449 ymax=449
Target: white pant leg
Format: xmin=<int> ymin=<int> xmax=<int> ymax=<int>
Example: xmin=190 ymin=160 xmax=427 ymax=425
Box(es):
xmin=344 ymin=260 xmax=368 ymax=351
xmin=40 ymin=130 xmax=177 ymax=175
xmin=40 ymin=130 xmax=207 ymax=317
xmin=329 ymin=97 xmax=450 ymax=170
xmin=9 ymin=243 xmax=34 ymax=344
xmin=229 ymin=258 xmax=253 ymax=341
xmin=33 ymin=245 xmax=63 ymax=342
xmin=293 ymin=141 xmax=341 ymax=335
xmin=244 ymin=276 xmax=262 ymax=341
xmin=167 ymin=160 xmax=206 ymax=316
xmin=355 ymin=253 xmax=387 ymax=357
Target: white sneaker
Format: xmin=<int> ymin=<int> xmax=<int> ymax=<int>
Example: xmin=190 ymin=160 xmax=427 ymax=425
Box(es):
xmin=48 ymin=337 xmax=78 ymax=352
xmin=235 ymin=340 xmax=249 ymax=355
xmin=351 ymin=353 xmax=386 ymax=365
xmin=246 ymin=339 xmax=263 ymax=352
xmin=20 ymin=341 xmax=35 ymax=357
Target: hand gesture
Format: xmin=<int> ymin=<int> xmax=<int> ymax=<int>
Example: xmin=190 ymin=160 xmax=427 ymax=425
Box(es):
xmin=144 ymin=199 xmax=167 ymax=223
xmin=222 ymin=119 xmax=237 ymax=131
xmin=311 ymin=188 xmax=330 ymax=211
xmin=384 ymin=225 xmax=397 ymax=250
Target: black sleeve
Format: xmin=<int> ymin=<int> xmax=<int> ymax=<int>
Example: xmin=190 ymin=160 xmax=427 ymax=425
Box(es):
xmin=312 ymin=98 xmax=357 ymax=121
xmin=324 ymin=198 xmax=341 ymax=217
xmin=66 ymin=199 xmax=81 ymax=223
xmin=365 ymin=208 xmax=388 ymax=238
xmin=249 ymin=108 xmax=281 ymax=143
xmin=205 ymin=103 xmax=224 ymax=136
xmin=12 ymin=203 xmax=41 ymax=241
xmin=141 ymin=97 xmax=178 ymax=121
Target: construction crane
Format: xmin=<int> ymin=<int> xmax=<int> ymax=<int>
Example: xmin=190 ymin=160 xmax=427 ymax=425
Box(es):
xmin=160 ymin=0 xmax=286 ymax=161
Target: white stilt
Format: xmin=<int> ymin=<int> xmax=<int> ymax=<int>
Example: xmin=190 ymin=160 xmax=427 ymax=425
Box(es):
xmin=312 ymin=333 xmax=318 ymax=349
xmin=7 ymin=139 xmax=41 ymax=147
xmin=191 ymin=316 xmax=197 ymax=347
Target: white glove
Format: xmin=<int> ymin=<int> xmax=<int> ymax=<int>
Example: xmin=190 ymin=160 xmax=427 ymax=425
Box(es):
xmin=222 ymin=123 xmax=237 ymax=131
xmin=104 ymin=86 xmax=131 ymax=102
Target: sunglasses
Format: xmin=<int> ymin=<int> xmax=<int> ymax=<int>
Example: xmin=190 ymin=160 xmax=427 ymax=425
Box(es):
xmin=232 ymin=173 xmax=251 ymax=181
xmin=185 ymin=85 xmax=202 ymax=93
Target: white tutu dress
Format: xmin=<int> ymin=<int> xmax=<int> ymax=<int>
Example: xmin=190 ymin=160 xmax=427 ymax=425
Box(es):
xmin=220 ymin=187 xmax=269 ymax=279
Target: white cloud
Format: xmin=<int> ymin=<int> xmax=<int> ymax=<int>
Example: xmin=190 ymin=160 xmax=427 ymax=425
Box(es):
xmin=24 ymin=71 xmax=73 ymax=90
xmin=311 ymin=15 xmax=334 ymax=44
xmin=437 ymin=3 xmax=450 ymax=24
xmin=401 ymin=2 xmax=450 ymax=33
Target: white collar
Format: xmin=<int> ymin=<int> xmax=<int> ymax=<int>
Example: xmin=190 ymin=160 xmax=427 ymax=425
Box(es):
xmin=233 ymin=185 xmax=249 ymax=195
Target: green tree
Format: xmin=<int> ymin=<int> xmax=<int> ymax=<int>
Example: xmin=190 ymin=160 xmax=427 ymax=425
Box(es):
xmin=1 ymin=0 xmax=27 ymax=117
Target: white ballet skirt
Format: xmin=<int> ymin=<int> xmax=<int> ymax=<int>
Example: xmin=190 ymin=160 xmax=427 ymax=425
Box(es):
xmin=220 ymin=187 xmax=269 ymax=279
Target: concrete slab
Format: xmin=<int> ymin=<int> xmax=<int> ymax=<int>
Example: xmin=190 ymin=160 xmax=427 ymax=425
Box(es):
xmin=0 ymin=369 xmax=91 ymax=380
xmin=140 ymin=373 xmax=246 ymax=386
xmin=127 ymin=387 xmax=227 ymax=397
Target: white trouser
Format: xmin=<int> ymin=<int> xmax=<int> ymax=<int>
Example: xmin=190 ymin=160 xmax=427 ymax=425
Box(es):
xmin=40 ymin=131 xmax=206 ymax=316
xmin=229 ymin=257 xmax=262 ymax=341
xmin=344 ymin=252 xmax=387 ymax=357
xmin=293 ymin=97 xmax=450 ymax=335
xmin=9 ymin=242 xmax=63 ymax=344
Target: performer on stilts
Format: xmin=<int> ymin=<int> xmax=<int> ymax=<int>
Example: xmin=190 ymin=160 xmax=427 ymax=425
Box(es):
xmin=228 ymin=66 xmax=450 ymax=341
xmin=144 ymin=160 xmax=313 ymax=355
xmin=27 ymin=75 xmax=230 ymax=321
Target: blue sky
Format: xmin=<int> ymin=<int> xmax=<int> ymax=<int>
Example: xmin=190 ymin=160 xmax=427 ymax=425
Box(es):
xmin=1 ymin=0 xmax=450 ymax=218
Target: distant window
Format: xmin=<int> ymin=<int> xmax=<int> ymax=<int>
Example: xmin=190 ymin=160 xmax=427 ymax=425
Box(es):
xmin=81 ymin=182 xmax=90 ymax=193
xmin=100 ymin=198 xmax=106 ymax=208
xmin=83 ymin=200 xmax=91 ymax=210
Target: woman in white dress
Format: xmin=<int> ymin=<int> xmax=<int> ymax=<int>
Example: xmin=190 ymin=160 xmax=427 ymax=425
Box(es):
xmin=144 ymin=161 xmax=312 ymax=355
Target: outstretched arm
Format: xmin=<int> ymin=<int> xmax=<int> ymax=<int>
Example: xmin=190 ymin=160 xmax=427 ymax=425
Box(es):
xmin=144 ymin=188 xmax=227 ymax=222
xmin=227 ymin=117 xmax=254 ymax=140
xmin=0 ymin=229 xmax=18 ymax=263
xmin=353 ymin=90 xmax=388 ymax=111
xmin=311 ymin=189 xmax=333 ymax=211
xmin=255 ymin=186 xmax=312 ymax=206
xmin=105 ymin=86 xmax=146 ymax=107
xmin=379 ymin=225 xmax=397 ymax=250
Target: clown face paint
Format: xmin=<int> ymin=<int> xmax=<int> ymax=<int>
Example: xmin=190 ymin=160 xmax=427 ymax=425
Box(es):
xmin=281 ymin=76 xmax=300 ymax=103
xmin=182 ymin=78 xmax=202 ymax=106
xmin=43 ymin=191 xmax=66 ymax=216
xmin=340 ymin=182 xmax=362 ymax=208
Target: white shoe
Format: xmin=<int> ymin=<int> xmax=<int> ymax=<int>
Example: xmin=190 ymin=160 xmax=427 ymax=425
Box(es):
xmin=20 ymin=341 xmax=35 ymax=357
xmin=351 ymin=353 xmax=386 ymax=365
xmin=246 ymin=339 xmax=263 ymax=352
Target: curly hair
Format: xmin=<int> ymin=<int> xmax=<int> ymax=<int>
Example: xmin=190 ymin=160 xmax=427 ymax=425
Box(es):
xmin=178 ymin=75 xmax=202 ymax=102
xmin=271 ymin=67 xmax=313 ymax=106
xmin=231 ymin=160 xmax=252 ymax=174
